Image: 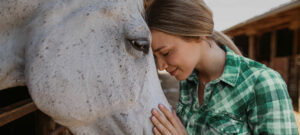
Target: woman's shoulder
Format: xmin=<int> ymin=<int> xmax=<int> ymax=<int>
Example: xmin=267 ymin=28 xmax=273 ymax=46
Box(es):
xmin=238 ymin=57 xmax=289 ymax=99
xmin=236 ymin=55 xmax=286 ymax=88
xmin=234 ymin=56 xmax=262 ymax=79
xmin=238 ymin=55 xmax=267 ymax=71
xmin=254 ymin=67 xmax=287 ymax=91
xmin=237 ymin=57 xmax=291 ymax=108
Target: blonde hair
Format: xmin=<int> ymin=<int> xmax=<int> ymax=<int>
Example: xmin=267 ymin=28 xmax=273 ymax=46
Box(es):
xmin=146 ymin=0 xmax=242 ymax=55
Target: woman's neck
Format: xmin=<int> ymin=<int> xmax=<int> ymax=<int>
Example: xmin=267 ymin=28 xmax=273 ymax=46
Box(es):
xmin=195 ymin=41 xmax=226 ymax=84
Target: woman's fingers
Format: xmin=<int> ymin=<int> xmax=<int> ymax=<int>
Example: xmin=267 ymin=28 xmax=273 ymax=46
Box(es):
xmin=158 ymin=104 xmax=181 ymax=130
xmin=151 ymin=116 xmax=172 ymax=135
xmin=151 ymin=104 xmax=188 ymax=135
xmin=153 ymin=127 xmax=162 ymax=135
xmin=151 ymin=109 xmax=175 ymax=134
xmin=172 ymin=110 xmax=188 ymax=135
xmin=172 ymin=110 xmax=185 ymax=130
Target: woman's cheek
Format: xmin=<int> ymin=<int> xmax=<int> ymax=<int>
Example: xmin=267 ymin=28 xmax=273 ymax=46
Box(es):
xmin=166 ymin=55 xmax=178 ymax=67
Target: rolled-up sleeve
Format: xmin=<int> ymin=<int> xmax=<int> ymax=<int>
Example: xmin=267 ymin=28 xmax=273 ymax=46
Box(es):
xmin=247 ymin=70 xmax=299 ymax=135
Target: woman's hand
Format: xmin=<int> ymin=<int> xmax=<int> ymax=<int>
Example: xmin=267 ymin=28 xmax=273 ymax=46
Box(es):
xmin=151 ymin=104 xmax=188 ymax=135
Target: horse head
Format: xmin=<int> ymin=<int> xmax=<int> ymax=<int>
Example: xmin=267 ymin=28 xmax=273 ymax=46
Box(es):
xmin=1 ymin=0 xmax=170 ymax=134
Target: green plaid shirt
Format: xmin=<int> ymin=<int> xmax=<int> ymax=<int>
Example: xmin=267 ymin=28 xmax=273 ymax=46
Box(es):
xmin=176 ymin=46 xmax=299 ymax=135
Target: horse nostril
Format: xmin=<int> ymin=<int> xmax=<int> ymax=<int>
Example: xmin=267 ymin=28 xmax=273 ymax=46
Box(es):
xmin=128 ymin=39 xmax=150 ymax=54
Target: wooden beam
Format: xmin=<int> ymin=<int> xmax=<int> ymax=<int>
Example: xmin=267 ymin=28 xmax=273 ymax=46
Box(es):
xmin=228 ymin=17 xmax=291 ymax=37
xmin=0 ymin=99 xmax=38 ymax=127
xmin=225 ymin=6 xmax=300 ymax=36
xmin=226 ymin=9 xmax=300 ymax=37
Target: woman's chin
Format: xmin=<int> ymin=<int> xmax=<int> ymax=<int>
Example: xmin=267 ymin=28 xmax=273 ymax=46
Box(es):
xmin=175 ymin=74 xmax=188 ymax=81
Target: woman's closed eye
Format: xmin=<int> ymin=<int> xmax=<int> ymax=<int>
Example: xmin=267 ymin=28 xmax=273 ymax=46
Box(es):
xmin=162 ymin=52 xmax=169 ymax=56
xmin=161 ymin=49 xmax=170 ymax=57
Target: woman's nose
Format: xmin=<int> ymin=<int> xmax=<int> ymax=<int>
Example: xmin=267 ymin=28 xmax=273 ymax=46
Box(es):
xmin=157 ymin=57 xmax=168 ymax=71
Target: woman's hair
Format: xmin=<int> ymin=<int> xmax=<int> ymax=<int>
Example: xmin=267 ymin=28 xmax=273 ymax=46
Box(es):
xmin=145 ymin=0 xmax=242 ymax=55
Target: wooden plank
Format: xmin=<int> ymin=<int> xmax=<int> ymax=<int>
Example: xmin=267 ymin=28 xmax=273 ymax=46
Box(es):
xmin=248 ymin=35 xmax=255 ymax=59
xmin=0 ymin=99 xmax=38 ymax=127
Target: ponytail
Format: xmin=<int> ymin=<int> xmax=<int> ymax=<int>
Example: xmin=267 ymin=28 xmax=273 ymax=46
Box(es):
xmin=212 ymin=30 xmax=242 ymax=56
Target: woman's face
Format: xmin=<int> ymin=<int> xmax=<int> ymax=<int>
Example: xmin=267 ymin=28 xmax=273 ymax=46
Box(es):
xmin=151 ymin=30 xmax=203 ymax=80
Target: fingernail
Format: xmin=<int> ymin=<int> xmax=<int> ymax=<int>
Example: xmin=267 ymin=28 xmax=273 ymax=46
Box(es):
xmin=151 ymin=116 xmax=156 ymax=121
xmin=152 ymin=109 xmax=157 ymax=114
xmin=158 ymin=104 xmax=164 ymax=108
xmin=153 ymin=127 xmax=157 ymax=132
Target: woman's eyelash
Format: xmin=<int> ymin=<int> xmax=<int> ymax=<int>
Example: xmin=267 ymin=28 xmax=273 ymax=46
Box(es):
xmin=163 ymin=52 xmax=169 ymax=56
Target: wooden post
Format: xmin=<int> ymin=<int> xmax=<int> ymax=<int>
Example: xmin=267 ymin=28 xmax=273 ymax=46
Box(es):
xmin=290 ymin=20 xmax=300 ymax=112
xmin=295 ymin=29 xmax=299 ymax=112
xmin=290 ymin=18 xmax=300 ymax=112
xmin=290 ymin=20 xmax=300 ymax=60
xmin=298 ymin=29 xmax=300 ymax=112
xmin=270 ymin=31 xmax=277 ymax=68
xmin=246 ymin=30 xmax=257 ymax=60
xmin=248 ymin=35 xmax=255 ymax=59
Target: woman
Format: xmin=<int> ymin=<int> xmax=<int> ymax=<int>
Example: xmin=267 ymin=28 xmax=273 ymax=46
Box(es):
xmin=146 ymin=0 xmax=299 ymax=135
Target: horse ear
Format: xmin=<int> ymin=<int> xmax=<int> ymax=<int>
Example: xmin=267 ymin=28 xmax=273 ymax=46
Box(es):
xmin=144 ymin=0 xmax=154 ymax=10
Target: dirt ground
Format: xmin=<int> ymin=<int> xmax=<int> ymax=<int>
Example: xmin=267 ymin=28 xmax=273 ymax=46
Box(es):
xmin=158 ymin=71 xmax=300 ymax=133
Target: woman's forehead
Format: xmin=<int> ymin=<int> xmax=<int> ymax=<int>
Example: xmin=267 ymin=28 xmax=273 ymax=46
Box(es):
xmin=151 ymin=33 xmax=173 ymax=49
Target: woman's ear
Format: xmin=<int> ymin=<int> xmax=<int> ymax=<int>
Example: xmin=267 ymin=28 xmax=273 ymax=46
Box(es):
xmin=198 ymin=36 xmax=214 ymax=47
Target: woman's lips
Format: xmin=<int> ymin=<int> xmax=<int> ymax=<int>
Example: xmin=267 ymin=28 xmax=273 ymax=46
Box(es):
xmin=169 ymin=68 xmax=178 ymax=76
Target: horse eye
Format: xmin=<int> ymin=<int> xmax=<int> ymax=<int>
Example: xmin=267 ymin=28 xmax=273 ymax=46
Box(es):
xmin=127 ymin=39 xmax=150 ymax=54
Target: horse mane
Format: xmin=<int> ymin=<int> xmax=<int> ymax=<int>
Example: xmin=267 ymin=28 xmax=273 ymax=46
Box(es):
xmin=144 ymin=0 xmax=154 ymax=10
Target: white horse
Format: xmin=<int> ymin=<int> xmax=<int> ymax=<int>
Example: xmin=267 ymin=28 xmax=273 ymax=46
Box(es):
xmin=0 ymin=0 xmax=171 ymax=134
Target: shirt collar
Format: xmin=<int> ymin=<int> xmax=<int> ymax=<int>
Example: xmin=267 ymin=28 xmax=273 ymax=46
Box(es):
xmin=218 ymin=45 xmax=241 ymax=87
xmin=186 ymin=45 xmax=240 ymax=87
